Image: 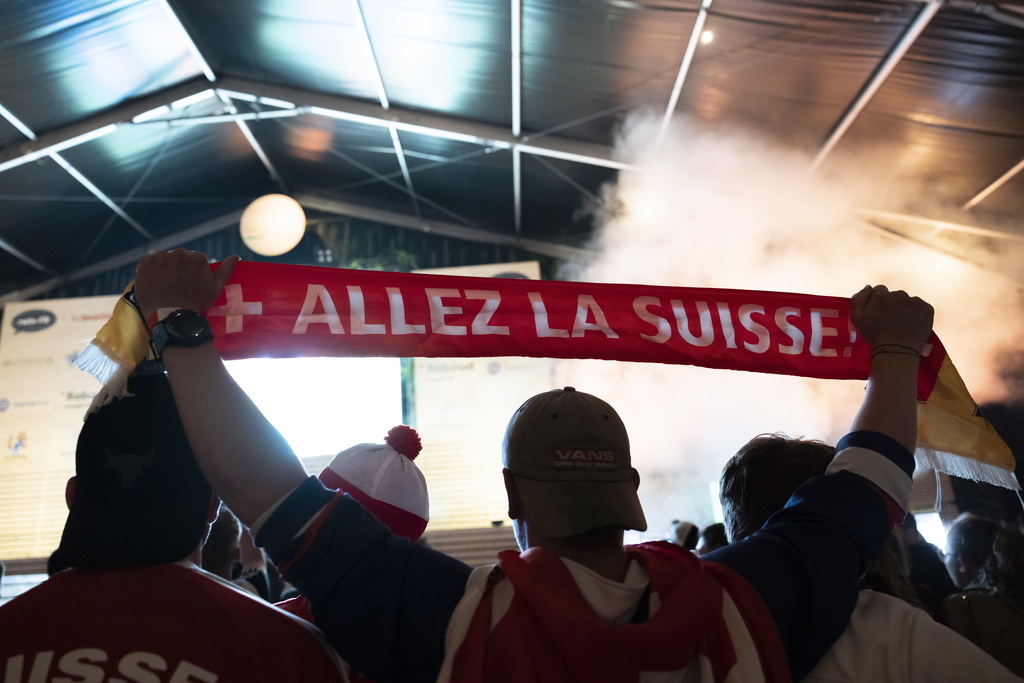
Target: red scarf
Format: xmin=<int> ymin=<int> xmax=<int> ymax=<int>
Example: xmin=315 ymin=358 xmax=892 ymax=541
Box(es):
xmin=448 ymin=542 xmax=789 ymax=682
xmin=78 ymin=261 xmax=1017 ymax=489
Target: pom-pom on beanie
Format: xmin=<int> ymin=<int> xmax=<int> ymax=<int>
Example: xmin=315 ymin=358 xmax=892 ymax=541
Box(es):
xmin=318 ymin=425 xmax=429 ymax=541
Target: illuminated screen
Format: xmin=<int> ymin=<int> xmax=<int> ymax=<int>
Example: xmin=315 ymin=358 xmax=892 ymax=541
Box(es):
xmin=914 ymin=512 xmax=950 ymax=553
xmin=224 ymin=357 xmax=403 ymax=459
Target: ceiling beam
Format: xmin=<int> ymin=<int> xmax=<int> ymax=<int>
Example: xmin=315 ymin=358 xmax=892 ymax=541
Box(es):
xmin=963 ymin=156 xmax=1024 ymax=210
xmin=0 ymin=85 xmax=164 ymax=261
xmin=296 ymin=193 xmax=596 ymax=262
xmin=214 ymin=77 xmax=634 ymax=171
xmin=50 ymin=153 xmax=154 ymax=240
xmin=349 ymin=0 xmax=421 ymax=217
xmin=229 ymin=107 xmax=289 ymax=188
xmin=812 ymin=0 xmax=941 ymax=169
xmin=512 ymin=0 xmax=524 ymax=236
xmin=0 ymin=77 xmax=631 ymax=175
xmin=658 ymin=0 xmax=714 ymax=145
xmin=160 ymin=0 xmax=292 ymax=193
xmin=947 ymin=1 xmax=1024 ymax=30
xmin=351 ymin=0 xmax=391 ymax=110
xmin=0 ymin=192 xmax=596 ymax=305
xmin=158 ymin=0 xmax=217 ymax=82
xmin=0 ymin=209 xmax=244 ymax=305
xmin=857 ymin=214 xmax=1024 ymax=288
xmin=0 ymin=78 xmax=212 ymax=172
xmin=857 ymin=207 xmax=1024 ymax=242
xmin=0 ymin=236 xmax=57 ymax=276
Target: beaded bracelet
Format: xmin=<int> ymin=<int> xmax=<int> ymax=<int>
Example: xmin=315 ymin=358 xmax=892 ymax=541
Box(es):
xmin=871 ymin=343 xmax=921 ymax=360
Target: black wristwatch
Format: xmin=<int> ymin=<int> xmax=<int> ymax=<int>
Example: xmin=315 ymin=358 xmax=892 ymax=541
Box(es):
xmin=151 ymin=309 xmax=214 ymax=356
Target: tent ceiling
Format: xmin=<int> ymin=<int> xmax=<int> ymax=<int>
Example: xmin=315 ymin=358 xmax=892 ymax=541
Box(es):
xmin=1 ymin=0 xmax=1023 ymax=301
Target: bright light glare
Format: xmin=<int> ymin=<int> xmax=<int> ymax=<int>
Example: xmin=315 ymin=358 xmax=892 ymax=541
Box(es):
xmin=700 ymin=31 xmax=714 ymax=44
xmin=915 ymin=512 xmax=949 ymax=552
xmin=626 ymin=187 xmax=662 ymax=221
xmin=708 ymin=480 xmax=723 ymax=523
xmin=225 ymin=357 xmax=403 ymax=459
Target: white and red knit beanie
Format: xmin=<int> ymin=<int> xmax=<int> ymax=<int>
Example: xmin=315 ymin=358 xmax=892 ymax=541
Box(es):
xmin=318 ymin=425 xmax=429 ymax=541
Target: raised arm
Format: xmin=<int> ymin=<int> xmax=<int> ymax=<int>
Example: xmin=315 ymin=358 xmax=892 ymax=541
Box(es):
xmin=847 ymin=284 xmax=934 ymax=451
xmin=133 ymin=249 xmax=307 ymax=526
xmin=705 ymin=284 xmax=934 ymax=679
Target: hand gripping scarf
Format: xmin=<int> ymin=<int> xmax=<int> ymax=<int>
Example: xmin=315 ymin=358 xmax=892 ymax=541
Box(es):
xmin=75 ymin=260 xmax=1018 ymax=490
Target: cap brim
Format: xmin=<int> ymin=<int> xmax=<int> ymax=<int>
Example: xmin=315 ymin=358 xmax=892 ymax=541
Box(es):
xmin=513 ymin=475 xmax=647 ymax=539
xmin=57 ymin=493 xmax=210 ymax=567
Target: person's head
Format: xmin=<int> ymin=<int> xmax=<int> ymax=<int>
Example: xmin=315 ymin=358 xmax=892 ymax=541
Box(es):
xmin=202 ymin=504 xmax=243 ymax=579
xmin=989 ymin=524 xmax=1024 ymax=594
xmin=56 ymin=366 xmax=217 ymax=568
xmin=696 ymin=522 xmax=728 ymax=555
xmin=318 ymin=425 xmax=429 ymax=541
xmin=719 ymin=433 xmax=835 ymax=543
xmin=894 ymin=511 xmax=925 ymax=548
xmin=670 ymin=520 xmax=699 ymax=550
xmin=944 ymin=513 xmax=1001 ymax=589
xmin=501 ymin=387 xmax=647 ymax=550
xmin=46 ymin=550 xmax=67 ymax=577
xmin=861 ymin=530 xmax=925 ymax=609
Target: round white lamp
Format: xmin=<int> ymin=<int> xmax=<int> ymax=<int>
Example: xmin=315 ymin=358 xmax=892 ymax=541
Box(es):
xmin=239 ymin=194 xmax=306 ymax=256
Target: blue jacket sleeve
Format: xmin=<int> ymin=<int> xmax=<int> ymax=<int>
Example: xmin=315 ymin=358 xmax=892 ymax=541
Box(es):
xmin=256 ymin=476 xmax=473 ymax=683
xmin=704 ymin=430 xmax=915 ymax=680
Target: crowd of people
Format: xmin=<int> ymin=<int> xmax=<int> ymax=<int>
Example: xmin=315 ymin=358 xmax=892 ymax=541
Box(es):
xmin=1 ymin=247 xmax=1022 ymax=682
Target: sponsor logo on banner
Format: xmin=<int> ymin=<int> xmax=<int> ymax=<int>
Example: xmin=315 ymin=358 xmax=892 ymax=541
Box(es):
xmin=11 ymin=309 xmax=57 ymax=333
xmin=1 ymin=357 xmax=55 ymax=367
xmin=422 ymin=361 xmax=475 ymax=373
xmin=12 ymin=400 xmax=50 ymax=408
xmin=64 ymin=390 xmax=97 ymax=405
xmin=6 ymin=431 xmax=28 ymax=457
xmin=70 ymin=312 xmax=114 ymax=323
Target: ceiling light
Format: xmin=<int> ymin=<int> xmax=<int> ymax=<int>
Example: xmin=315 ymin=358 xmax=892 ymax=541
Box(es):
xmin=239 ymin=194 xmax=306 ymax=256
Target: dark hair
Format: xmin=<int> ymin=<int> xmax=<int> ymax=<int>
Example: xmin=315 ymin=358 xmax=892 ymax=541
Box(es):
xmin=719 ymin=433 xmax=834 ymax=542
xmin=698 ymin=522 xmax=728 ymax=554
xmin=989 ymin=524 xmax=1024 ymax=594
xmin=861 ymin=532 xmax=926 ymax=609
xmin=47 ymin=549 xmax=68 ymax=577
xmin=949 ymin=516 xmax=1024 ymax=594
xmin=946 ymin=513 xmax=1000 ymax=568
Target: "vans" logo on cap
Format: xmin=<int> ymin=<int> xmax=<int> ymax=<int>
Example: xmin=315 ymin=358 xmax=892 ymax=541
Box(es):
xmin=553 ymin=449 xmax=616 ymax=468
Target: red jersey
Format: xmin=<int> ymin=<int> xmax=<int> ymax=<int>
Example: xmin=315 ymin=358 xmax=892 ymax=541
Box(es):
xmin=0 ymin=562 xmax=347 ymax=682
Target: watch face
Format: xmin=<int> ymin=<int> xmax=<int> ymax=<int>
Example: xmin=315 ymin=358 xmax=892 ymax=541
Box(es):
xmin=166 ymin=310 xmax=213 ymax=343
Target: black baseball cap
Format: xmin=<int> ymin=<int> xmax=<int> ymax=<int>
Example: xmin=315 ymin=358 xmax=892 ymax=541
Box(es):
xmin=56 ymin=369 xmax=212 ymax=567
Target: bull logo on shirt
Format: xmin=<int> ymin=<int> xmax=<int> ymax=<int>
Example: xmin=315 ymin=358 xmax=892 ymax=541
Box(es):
xmin=106 ymin=448 xmax=155 ymax=488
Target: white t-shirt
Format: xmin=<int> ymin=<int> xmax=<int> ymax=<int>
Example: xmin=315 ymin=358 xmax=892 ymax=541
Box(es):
xmin=803 ymin=590 xmax=1021 ymax=682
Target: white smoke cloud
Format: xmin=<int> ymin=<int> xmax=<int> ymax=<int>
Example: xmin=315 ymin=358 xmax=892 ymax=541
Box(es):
xmin=555 ymin=112 xmax=1024 ymax=537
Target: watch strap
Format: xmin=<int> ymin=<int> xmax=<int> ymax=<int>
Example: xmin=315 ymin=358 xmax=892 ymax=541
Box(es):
xmin=150 ymin=319 xmax=173 ymax=357
xmin=151 ymin=310 xmax=214 ymax=356
xmin=146 ymin=307 xmax=181 ymax=331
